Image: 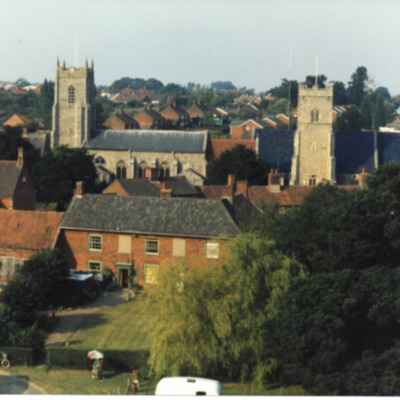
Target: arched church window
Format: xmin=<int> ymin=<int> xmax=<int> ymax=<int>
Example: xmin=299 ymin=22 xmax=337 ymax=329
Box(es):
xmin=116 ymin=161 xmax=127 ymax=180
xmin=160 ymin=162 xmax=170 ymax=179
xmin=95 ymin=156 xmax=106 ymax=165
xmin=138 ymin=161 xmax=147 ymax=178
xmin=68 ymin=86 xmax=75 ymax=104
xmin=311 ymin=108 xmax=319 ymax=122
xmin=308 ymin=174 xmax=317 ymax=186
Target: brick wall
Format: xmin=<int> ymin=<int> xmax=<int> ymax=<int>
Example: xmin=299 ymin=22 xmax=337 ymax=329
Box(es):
xmin=58 ymin=229 xmax=228 ymax=286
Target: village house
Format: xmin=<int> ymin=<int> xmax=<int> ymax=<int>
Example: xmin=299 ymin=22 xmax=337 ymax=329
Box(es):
xmin=230 ymin=119 xmax=268 ymax=140
xmin=3 ymin=114 xmax=45 ymax=131
xmin=103 ymin=109 xmax=139 ymax=130
xmin=160 ymin=101 xmax=190 ymax=129
xmin=0 ymin=147 xmax=36 ymax=210
xmin=186 ymin=100 xmax=211 ymax=125
xmin=58 ymin=183 xmax=240 ymax=288
xmin=133 ymin=104 xmax=165 ymax=130
xmin=0 ymin=209 xmax=64 ymax=283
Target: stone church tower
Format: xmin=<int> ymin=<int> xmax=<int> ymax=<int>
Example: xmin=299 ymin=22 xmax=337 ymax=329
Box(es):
xmin=51 ymin=59 xmax=96 ymax=148
xmin=290 ymin=85 xmax=335 ymax=186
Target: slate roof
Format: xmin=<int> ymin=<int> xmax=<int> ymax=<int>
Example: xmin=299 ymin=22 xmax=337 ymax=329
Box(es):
xmin=257 ymin=129 xmax=295 ymax=171
xmin=377 ymin=131 xmax=400 ymax=166
xmin=24 ymin=132 xmax=49 ymax=157
xmin=61 ymin=194 xmax=240 ymax=238
xmin=161 ymin=176 xmax=199 ymax=196
xmin=0 ymin=162 xmax=22 ymax=198
xmin=0 ymin=210 xmax=64 ymax=250
xmin=86 ymin=129 xmax=208 ymax=153
xmin=335 ymin=131 xmax=376 ymax=173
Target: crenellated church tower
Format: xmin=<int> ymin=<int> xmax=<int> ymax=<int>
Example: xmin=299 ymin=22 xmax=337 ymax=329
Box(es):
xmin=290 ymin=84 xmax=335 ymax=186
xmin=51 ymin=58 xmax=96 ymax=148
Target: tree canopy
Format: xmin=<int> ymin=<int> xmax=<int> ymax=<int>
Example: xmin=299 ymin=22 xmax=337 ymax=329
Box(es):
xmin=145 ymin=234 xmax=306 ymax=383
xmin=206 ymin=145 xmax=269 ymax=186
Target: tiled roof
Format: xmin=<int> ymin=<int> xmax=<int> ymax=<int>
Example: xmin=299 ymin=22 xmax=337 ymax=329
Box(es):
xmin=0 ymin=209 xmax=64 ymax=250
xmin=113 ymin=179 xmax=160 ymax=197
xmin=86 ymin=130 xmax=208 ymax=153
xmin=247 ymin=186 xmax=314 ymax=207
xmin=0 ymin=162 xmax=22 ymax=198
xmin=257 ymin=129 xmax=295 ymax=171
xmin=61 ymin=194 xmax=240 ymax=238
xmin=161 ymin=176 xmax=199 ymax=196
xmin=208 ymin=138 xmax=256 ymax=159
xmin=335 ymin=131 xmax=376 ymax=173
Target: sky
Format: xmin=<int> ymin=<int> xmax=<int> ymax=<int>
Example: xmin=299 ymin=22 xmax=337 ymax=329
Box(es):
xmin=1 ymin=0 xmax=400 ymax=95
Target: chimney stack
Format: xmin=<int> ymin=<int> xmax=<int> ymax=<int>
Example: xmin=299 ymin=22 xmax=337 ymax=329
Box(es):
xmin=227 ymin=174 xmax=235 ymax=187
xmin=360 ymin=167 xmax=370 ymax=189
xmin=17 ymin=147 xmax=24 ymax=167
xmin=160 ymin=188 xmax=173 ymax=197
xmin=75 ymin=181 xmax=85 ymax=198
xmin=268 ymin=168 xmax=281 ymax=193
xmin=236 ymin=181 xmax=248 ymax=196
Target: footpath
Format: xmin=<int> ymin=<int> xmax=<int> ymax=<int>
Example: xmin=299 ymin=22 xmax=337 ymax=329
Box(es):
xmin=0 ymin=289 xmax=128 ymax=394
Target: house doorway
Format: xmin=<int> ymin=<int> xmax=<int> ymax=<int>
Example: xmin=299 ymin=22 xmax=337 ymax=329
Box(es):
xmin=116 ymin=263 xmax=132 ymax=288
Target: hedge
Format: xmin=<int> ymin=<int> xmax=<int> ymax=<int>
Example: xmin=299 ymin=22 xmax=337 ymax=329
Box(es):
xmin=47 ymin=347 xmax=149 ymax=371
xmin=0 ymin=346 xmax=34 ymax=366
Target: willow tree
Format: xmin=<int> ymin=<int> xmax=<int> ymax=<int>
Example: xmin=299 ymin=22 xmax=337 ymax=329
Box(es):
xmin=145 ymin=234 xmax=307 ymax=384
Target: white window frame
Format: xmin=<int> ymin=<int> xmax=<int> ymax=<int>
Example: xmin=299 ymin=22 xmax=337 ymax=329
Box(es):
xmin=89 ymin=234 xmax=102 ymax=251
xmin=88 ymin=260 xmax=102 ymax=274
xmin=205 ymin=242 xmax=219 ymax=259
xmin=145 ymin=238 xmax=159 ymax=255
xmin=144 ymin=264 xmax=159 ymax=284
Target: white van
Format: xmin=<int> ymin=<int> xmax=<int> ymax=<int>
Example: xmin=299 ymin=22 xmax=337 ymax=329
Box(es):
xmin=155 ymin=376 xmax=222 ymax=395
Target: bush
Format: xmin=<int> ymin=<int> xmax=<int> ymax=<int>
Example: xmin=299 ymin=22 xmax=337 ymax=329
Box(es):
xmin=48 ymin=347 xmax=150 ymax=371
xmin=1 ymin=346 xmax=34 ymax=366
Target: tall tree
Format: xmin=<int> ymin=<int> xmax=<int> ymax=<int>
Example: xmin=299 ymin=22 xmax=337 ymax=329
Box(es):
xmin=347 ymin=66 xmax=369 ymax=107
xmin=373 ymin=95 xmax=386 ymax=129
xmin=331 ymin=81 xmax=348 ymax=105
xmin=304 ymin=74 xmax=327 ymax=88
xmin=206 ymin=145 xmax=269 ymax=186
xmin=360 ymin=95 xmax=372 ymax=129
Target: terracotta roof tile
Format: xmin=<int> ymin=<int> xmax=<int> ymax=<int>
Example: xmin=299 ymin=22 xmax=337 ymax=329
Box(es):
xmin=208 ymin=139 xmax=256 ymax=159
xmin=0 ymin=210 xmax=64 ymax=250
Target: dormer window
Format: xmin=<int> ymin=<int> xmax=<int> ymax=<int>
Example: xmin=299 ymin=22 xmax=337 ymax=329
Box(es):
xmin=68 ymin=86 xmax=75 ymax=104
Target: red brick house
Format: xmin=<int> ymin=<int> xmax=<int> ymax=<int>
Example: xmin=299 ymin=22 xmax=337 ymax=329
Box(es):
xmin=186 ymin=100 xmax=211 ymax=125
xmin=0 ymin=147 xmax=36 ymax=210
xmin=58 ymin=186 xmax=239 ymax=288
xmin=161 ymin=102 xmax=190 ymax=129
xmin=0 ymin=209 xmax=64 ymax=283
xmin=133 ymin=104 xmax=165 ymax=129
xmin=103 ymin=109 xmax=139 ymax=130
xmin=230 ymin=119 xmax=269 ymax=140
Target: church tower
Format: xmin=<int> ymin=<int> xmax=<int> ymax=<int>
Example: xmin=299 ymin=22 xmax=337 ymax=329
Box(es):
xmin=290 ymin=85 xmax=335 ymax=186
xmin=51 ymin=58 xmax=96 ymax=148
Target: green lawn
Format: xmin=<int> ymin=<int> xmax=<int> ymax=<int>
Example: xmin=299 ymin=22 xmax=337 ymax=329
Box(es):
xmin=7 ymin=294 xmax=308 ymax=395
xmin=67 ymin=297 xmax=150 ymax=351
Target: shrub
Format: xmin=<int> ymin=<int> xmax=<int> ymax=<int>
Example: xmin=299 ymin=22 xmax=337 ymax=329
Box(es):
xmin=1 ymin=346 xmax=34 ymax=366
xmin=48 ymin=347 xmax=150 ymax=371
